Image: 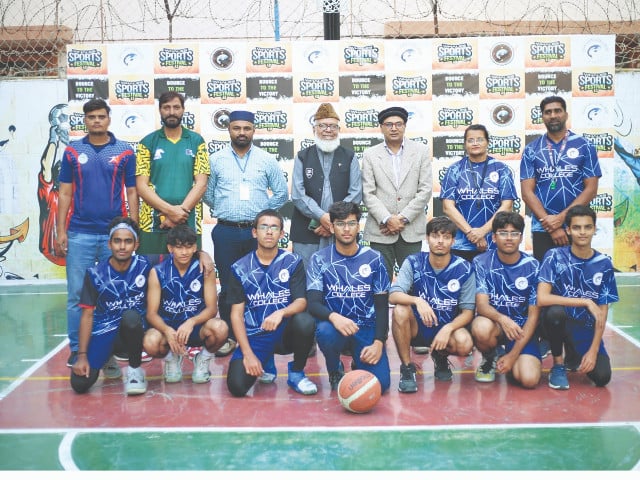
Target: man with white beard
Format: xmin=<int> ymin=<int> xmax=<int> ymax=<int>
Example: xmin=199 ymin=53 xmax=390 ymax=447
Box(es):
xmin=290 ymin=103 xmax=362 ymax=269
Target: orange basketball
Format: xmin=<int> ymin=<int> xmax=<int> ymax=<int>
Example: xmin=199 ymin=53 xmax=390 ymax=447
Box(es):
xmin=337 ymin=369 xmax=382 ymax=413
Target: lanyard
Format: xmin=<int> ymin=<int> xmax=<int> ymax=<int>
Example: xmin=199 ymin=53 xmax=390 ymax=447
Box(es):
xmin=467 ymin=157 xmax=489 ymax=209
xmin=232 ymin=148 xmax=251 ymax=176
xmin=545 ymin=131 xmax=569 ymax=189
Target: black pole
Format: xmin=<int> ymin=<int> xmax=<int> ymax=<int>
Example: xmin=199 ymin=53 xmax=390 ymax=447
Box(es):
xmin=323 ymin=2 xmax=340 ymax=40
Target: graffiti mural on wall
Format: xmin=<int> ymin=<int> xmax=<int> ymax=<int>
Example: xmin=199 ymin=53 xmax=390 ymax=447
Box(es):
xmin=0 ymin=123 xmax=29 ymax=280
xmin=38 ymin=103 xmax=71 ymax=266
xmin=0 ymin=79 xmax=69 ymax=281
xmin=613 ymin=72 xmax=640 ymax=272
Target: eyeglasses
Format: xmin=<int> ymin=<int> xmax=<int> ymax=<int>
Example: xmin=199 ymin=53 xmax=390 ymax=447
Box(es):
xmin=381 ymin=121 xmax=405 ymax=129
xmin=256 ymin=224 xmax=281 ymax=232
xmin=316 ymin=123 xmax=339 ymax=131
xmin=495 ymin=231 xmax=522 ymax=239
xmin=333 ymin=221 xmax=359 ymax=229
xmin=466 ymin=137 xmax=487 ymax=145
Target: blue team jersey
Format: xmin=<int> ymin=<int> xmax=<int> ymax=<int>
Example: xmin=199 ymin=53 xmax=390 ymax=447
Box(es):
xmin=79 ymin=254 xmax=151 ymax=336
xmin=473 ymin=250 xmax=539 ymax=327
xmin=154 ymin=255 xmax=206 ymax=329
xmin=230 ymin=249 xmax=304 ymax=336
xmin=307 ymin=245 xmax=390 ymax=328
xmin=440 ymin=156 xmax=517 ymax=251
xmin=538 ymin=246 xmax=618 ymax=328
xmin=59 ymin=132 xmax=136 ymax=235
xmin=402 ymin=252 xmax=474 ymax=325
xmin=520 ymin=131 xmax=601 ymax=233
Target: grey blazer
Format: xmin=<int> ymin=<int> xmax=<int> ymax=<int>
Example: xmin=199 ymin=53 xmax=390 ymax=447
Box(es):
xmin=361 ymin=138 xmax=432 ymax=244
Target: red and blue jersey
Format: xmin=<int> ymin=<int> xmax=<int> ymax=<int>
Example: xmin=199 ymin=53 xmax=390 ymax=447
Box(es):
xmin=59 ymin=132 xmax=136 ymax=234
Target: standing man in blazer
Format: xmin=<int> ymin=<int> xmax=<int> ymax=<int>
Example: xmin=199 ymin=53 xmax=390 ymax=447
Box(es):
xmin=362 ymin=106 xmax=432 ymax=279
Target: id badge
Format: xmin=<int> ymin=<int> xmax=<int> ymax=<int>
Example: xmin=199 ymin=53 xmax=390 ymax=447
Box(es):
xmin=239 ymin=183 xmax=250 ymax=201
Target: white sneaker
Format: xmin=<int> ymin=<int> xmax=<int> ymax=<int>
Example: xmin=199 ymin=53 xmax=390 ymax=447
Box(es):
xmin=214 ymin=338 xmax=237 ymax=357
xmin=141 ymin=350 xmax=153 ymax=363
xmin=125 ymin=367 xmax=147 ymax=395
xmin=103 ymin=355 xmax=122 ymax=379
xmin=191 ymin=352 xmax=211 ymax=384
xmin=163 ymin=355 xmax=183 ymax=383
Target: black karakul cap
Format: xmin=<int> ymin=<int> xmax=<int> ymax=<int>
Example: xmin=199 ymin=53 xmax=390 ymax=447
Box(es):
xmin=378 ymin=106 xmax=408 ymax=124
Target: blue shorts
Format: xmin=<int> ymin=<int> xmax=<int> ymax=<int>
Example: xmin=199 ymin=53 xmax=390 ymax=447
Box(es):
xmin=505 ymin=336 xmax=542 ymax=360
xmin=87 ymin=328 xmax=118 ymax=369
xmin=566 ymin=319 xmax=608 ymax=357
xmin=230 ymin=321 xmax=287 ymax=366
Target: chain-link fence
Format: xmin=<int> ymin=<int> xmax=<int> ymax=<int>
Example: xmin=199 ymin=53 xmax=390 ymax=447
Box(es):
xmin=1 ymin=0 xmax=639 ymax=77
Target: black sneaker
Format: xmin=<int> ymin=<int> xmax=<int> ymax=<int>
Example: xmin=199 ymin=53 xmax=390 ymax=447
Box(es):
xmin=113 ymin=351 xmax=129 ymax=362
xmin=398 ymin=363 xmax=418 ymax=393
xmin=432 ymin=350 xmax=453 ymax=382
xmin=328 ymin=361 xmax=345 ymax=390
xmin=66 ymin=351 xmax=78 ymax=368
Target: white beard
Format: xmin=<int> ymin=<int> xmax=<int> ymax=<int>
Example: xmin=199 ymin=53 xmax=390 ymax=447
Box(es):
xmin=314 ymin=136 xmax=340 ymax=153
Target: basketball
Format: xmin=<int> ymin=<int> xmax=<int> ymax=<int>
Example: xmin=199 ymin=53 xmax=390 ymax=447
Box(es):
xmin=337 ymin=369 xmax=382 ymax=413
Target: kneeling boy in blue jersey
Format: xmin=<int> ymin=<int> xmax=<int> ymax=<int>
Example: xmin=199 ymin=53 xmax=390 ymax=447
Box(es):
xmin=471 ymin=212 xmax=541 ymax=388
xmin=389 ymin=216 xmax=475 ymax=392
xmin=226 ymin=209 xmax=317 ymax=397
xmin=71 ymin=217 xmax=150 ymax=395
xmin=144 ymin=224 xmax=228 ymax=384
xmin=308 ymin=201 xmax=391 ymax=393
xmin=537 ymin=205 xmax=618 ymax=390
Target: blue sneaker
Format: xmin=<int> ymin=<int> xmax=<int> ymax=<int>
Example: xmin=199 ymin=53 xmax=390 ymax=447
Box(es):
xmin=258 ymin=355 xmax=277 ymax=384
xmin=287 ymin=361 xmax=317 ymax=395
xmin=548 ymin=364 xmax=570 ymax=390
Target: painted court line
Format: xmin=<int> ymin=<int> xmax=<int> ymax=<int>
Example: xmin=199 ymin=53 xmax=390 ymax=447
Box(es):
xmin=0 ymin=339 xmax=68 ymax=400
xmin=59 ymin=432 xmax=79 ymax=471
xmin=3 ymin=420 xmax=640 ymax=435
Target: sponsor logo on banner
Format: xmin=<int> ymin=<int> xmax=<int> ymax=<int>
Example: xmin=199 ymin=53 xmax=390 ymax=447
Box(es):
xmin=157 ymin=46 xmax=196 ymax=71
xmin=490 ymin=42 xmax=515 ymax=66
xmin=110 ymin=76 xmax=153 ymax=105
xmin=526 ymin=37 xmax=571 ymax=67
xmin=211 ymin=109 xmax=231 ymax=130
xmin=67 ymin=46 xmax=107 ymax=74
xmin=489 ymin=133 xmax=523 ymax=160
xmin=210 ymin=47 xmax=234 ymax=70
xmin=583 ymin=132 xmax=614 ymax=157
xmin=433 ymin=40 xmax=477 ymax=69
xmin=574 ymin=69 xmax=614 ymax=96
